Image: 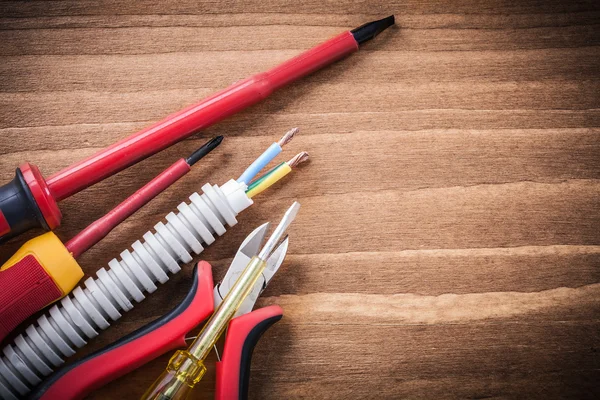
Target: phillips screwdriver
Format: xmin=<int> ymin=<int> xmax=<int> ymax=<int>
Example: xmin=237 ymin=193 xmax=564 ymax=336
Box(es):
xmin=142 ymin=201 xmax=300 ymax=400
xmin=0 ymin=15 xmax=394 ymax=243
xmin=0 ymin=137 xmax=222 ymax=342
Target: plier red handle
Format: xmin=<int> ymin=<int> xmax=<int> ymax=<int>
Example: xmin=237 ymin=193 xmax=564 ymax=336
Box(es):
xmin=29 ymin=262 xmax=283 ymax=400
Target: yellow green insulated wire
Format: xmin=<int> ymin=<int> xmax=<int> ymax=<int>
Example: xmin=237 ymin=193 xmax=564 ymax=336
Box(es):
xmin=245 ymin=152 xmax=309 ymax=198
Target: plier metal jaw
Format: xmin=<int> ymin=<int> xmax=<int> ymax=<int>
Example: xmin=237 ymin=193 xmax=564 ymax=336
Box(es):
xmin=30 ymin=222 xmax=289 ymax=400
xmin=215 ymin=222 xmax=289 ymax=317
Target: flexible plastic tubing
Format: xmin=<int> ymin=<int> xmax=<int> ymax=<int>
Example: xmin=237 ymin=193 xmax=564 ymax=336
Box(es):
xmin=237 ymin=143 xmax=282 ymax=185
xmin=46 ymin=31 xmax=359 ymax=201
xmin=0 ymin=182 xmax=247 ymax=400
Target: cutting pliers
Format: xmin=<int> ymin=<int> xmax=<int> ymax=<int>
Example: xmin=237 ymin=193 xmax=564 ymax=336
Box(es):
xmin=29 ymin=222 xmax=288 ymax=400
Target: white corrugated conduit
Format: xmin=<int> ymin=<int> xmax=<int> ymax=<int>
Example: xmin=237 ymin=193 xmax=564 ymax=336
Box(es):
xmin=0 ymin=180 xmax=252 ymax=399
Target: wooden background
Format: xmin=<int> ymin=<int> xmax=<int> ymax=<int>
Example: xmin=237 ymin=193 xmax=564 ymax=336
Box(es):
xmin=1 ymin=1 xmax=599 ymax=399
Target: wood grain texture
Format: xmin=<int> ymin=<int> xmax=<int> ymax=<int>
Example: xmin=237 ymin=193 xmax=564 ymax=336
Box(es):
xmin=1 ymin=1 xmax=599 ymax=399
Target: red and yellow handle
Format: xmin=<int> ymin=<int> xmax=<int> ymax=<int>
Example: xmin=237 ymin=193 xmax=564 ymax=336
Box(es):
xmin=0 ymin=232 xmax=83 ymax=341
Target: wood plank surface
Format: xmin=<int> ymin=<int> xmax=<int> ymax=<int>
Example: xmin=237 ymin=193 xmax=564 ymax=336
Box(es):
xmin=1 ymin=1 xmax=599 ymax=399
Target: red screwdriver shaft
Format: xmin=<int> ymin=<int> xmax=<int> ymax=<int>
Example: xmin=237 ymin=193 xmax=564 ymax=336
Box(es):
xmin=0 ymin=15 xmax=394 ymax=243
xmin=46 ymin=31 xmax=359 ymax=201
xmin=65 ymin=136 xmax=222 ymax=258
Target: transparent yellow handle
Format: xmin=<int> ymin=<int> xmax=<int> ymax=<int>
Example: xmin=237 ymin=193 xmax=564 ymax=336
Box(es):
xmin=141 ymin=351 xmax=206 ymax=400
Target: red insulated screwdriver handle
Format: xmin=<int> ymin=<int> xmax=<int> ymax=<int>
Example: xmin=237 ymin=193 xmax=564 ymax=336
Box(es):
xmin=0 ymin=255 xmax=64 ymax=342
xmin=0 ymin=32 xmax=357 ymax=243
xmin=0 ymin=231 xmax=83 ymax=342
xmin=29 ymin=262 xmax=215 ymax=400
xmin=45 ymin=31 xmax=358 ymax=201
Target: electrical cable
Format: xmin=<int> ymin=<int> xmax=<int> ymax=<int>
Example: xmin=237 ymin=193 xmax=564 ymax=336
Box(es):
xmin=246 ymin=162 xmax=286 ymax=191
xmin=236 ymin=128 xmax=298 ymax=185
xmin=246 ymin=152 xmax=309 ymax=198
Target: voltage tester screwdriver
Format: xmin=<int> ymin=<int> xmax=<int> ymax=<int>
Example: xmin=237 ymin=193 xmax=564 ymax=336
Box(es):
xmin=0 ymin=15 xmax=395 ymax=243
xmin=143 ymin=202 xmax=299 ymax=400
xmin=0 ymin=137 xmax=222 ymax=342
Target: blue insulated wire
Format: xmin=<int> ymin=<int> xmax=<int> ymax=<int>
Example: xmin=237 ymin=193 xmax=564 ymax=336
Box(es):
xmin=237 ymin=142 xmax=282 ymax=185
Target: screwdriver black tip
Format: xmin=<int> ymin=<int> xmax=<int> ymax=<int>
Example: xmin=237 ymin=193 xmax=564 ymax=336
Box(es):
xmin=185 ymin=136 xmax=224 ymax=166
xmin=351 ymin=15 xmax=395 ymax=45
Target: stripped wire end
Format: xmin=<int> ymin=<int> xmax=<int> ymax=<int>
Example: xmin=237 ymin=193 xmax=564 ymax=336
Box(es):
xmin=287 ymin=151 xmax=310 ymax=168
xmin=237 ymin=128 xmax=298 ymax=185
xmin=245 ymin=152 xmax=309 ymax=199
xmin=277 ymin=127 xmax=299 ymax=147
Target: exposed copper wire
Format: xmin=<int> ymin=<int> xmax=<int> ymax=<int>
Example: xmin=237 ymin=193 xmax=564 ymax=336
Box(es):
xmin=277 ymin=127 xmax=299 ymax=147
xmin=287 ymin=151 xmax=310 ymax=168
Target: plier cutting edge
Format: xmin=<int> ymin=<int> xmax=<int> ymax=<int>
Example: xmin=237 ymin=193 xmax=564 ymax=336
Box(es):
xmin=30 ymin=222 xmax=289 ymax=400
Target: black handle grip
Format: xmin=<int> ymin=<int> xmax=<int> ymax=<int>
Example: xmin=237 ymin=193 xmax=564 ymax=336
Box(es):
xmin=216 ymin=306 xmax=283 ymax=400
xmin=238 ymin=314 xmax=282 ymax=400
xmin=0 ymin=168 xmax=47 ymax=243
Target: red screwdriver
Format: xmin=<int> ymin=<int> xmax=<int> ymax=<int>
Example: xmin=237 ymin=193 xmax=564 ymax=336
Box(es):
xmin=0 ymin=136 xmax=222 ymax=342
xmin=0 ymin=15 xmax=394 ymax=243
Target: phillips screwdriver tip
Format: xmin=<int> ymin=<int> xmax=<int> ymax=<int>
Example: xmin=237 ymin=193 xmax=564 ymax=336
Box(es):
xmin=185 ymin=136 xmax=224 ymax=166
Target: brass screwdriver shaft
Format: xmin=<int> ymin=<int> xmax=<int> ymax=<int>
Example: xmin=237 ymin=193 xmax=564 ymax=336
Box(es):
xmin=189 ymin=256 xmax=266 ymax=361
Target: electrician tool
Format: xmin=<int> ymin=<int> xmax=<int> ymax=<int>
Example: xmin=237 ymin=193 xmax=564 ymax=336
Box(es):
xmin=143 ymin=202 xmax=299 ymax=400
xmin=0 ymin=15 xmax=394 ymax=243
xmin=0 ymin=137 xmax=222 ymax=343
xmin=0 ymin=132 xmax=308 ymax=399
xmin=29 ymin=221 xmax=289 ymax=400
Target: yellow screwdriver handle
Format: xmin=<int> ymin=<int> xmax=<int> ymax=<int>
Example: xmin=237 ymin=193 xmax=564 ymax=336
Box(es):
xmin=0 ymin=232 xmax=83 ymax=341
